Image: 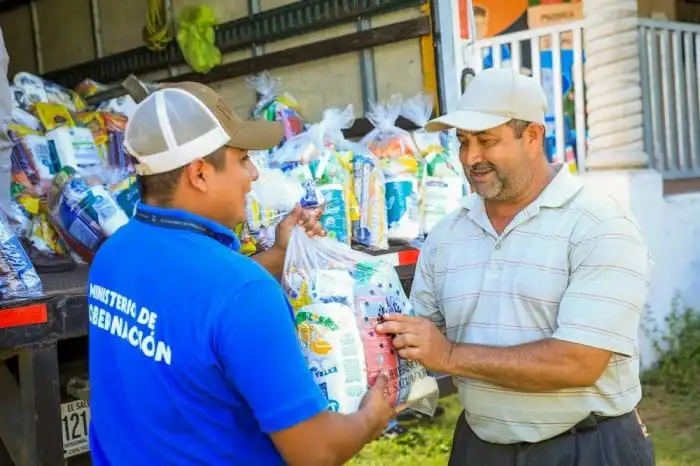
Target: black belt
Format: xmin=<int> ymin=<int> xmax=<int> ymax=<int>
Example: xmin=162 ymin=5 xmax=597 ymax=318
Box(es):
xmin=539 ymin=411 xmax=632 ymax=444
xmin=571 ymin=413 xmax=613 ymax=433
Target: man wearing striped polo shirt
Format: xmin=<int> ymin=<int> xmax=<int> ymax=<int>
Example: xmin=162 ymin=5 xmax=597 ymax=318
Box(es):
xmin=376 ymin=67 xmax=655 ymax=465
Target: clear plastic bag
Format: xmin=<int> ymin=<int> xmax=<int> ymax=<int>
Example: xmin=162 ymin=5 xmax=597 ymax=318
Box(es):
xmin=282 ymin=226 xmax=439 ymax=416
xmin=247 ymin=167 xmax=324 ymax=251
xmin=270 ymin=112 xmax=357 ymax=246
xmin=12 ymin=72 xmax=87 ymax=112
xmin=0 ymin=210 xmax=43 ymax=300
xmin=320 ymin=105 xmax=388 ymax=250
xmin=360 ymin=95 xmax=424 ymax=245
xmin=47 ymin=167 xmax=129 ymax=263
xmin=247 ymin=71 xmax=305 ymax=152
xmin=401 ymin=92 xmax=466 ymax=234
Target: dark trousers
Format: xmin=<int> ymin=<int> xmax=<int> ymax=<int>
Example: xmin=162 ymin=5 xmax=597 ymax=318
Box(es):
xmin=448 ymin=411 xmax=655 ymax=466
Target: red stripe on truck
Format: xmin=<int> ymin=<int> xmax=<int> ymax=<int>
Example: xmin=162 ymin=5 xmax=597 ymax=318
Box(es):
xmin=0 ymin=303 xmax=48 ymax=329
xmin=398 ymin=249 xmax=419 ymax=265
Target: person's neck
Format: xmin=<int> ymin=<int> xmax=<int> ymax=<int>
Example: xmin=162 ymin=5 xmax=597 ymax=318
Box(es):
xmin=144 ymin=197 xmax=232 ymax=230
xmin=484 ymin=163 xmax=557 ymax=228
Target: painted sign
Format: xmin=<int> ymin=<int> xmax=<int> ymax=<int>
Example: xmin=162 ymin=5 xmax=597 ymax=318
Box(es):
xmin=458 ymin=0 xmax=529 ymax=40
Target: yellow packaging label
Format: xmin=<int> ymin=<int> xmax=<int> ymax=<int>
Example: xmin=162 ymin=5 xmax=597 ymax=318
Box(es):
xmin=19 ymin=195 xmax=40 ymax=215
xmin=33 ymin=211 xmax=67 ymax=256
xmin=33 ymin=103 xmax=75 ymax=131
xmin=76 ymin=112 xmax=108 ymax=146
xmin=6 ymin=123 xmax=40 ymax=137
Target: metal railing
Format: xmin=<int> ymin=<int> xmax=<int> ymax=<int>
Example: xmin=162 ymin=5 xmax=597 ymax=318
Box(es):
xmin=639 ymin=18 xmax=700 ymax=179
xmin=459 ymin=21 xmax=587 ymax=172
xmin=457 ymin=18 xmax=700 ymax=180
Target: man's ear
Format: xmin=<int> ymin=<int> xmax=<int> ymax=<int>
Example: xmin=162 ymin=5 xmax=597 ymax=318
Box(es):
xmin=185 ymin=159 xmax=210 ymax=193
xmin=525 ymin=124 xmax=545 ymax=148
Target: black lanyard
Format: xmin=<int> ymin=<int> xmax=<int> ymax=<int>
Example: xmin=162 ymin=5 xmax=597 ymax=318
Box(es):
xmin=134 ymin=206 xmax=236 ymax=249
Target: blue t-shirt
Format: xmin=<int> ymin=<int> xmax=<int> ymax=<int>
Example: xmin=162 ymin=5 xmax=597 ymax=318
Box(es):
xmin=87 ymin=203 xmax=327 ymax=465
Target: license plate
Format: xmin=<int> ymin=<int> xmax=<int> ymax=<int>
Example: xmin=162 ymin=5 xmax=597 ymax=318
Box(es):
xmin=61 ymin=399 xmax=90 ymax=458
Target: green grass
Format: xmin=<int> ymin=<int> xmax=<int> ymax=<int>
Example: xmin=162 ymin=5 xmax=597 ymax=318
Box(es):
xmin=347 ymin=396 xmax=462 ymax=466
xmin=639 ymin=385 xmax=700 ymax=466
xmin=349 ymin=387 xmax=700 ymax=466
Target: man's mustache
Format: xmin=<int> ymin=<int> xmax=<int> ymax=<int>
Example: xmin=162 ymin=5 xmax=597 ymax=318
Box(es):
xmin=466 ymin=163 xmax=495 ymax=174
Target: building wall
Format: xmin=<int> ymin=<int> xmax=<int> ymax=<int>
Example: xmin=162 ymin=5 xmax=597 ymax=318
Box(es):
xmin=0 ymin=0 xmax=428 ymax=125
xmin=582 ymin=170 xmax=700 ymax=369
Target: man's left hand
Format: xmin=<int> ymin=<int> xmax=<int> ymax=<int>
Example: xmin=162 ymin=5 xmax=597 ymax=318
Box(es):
xmin=375 ymin=314 xmax=454 ymax=373
xmin=274 ymin=204 xmax=326 ymax=251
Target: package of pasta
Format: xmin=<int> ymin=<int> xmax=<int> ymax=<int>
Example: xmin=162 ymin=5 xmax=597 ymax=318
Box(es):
xmin=282 ymin=226 xmax=439 ymax=416
xmin=247 ymin=71 xmax=305 ymax=155
xmin=0 ymin=212 xmax=43 ymax=300
xmin=360 ymin=95 xmax=424 ymax=244
xmin=316 ymin=105 xmax=388 ymax=250
xmin=103 ymin=112 xmax=134 ymax=174
xmin=32 ymin=102 xmax=76 ymax=131
xmin=7 ymin=123 xmax=60 ymax=196
xmin=401 ymin=92 xmax=466 ymax=234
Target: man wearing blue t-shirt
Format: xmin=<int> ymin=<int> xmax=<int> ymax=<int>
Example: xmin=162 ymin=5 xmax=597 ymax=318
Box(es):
xmin=87 ymin=82 xmax=396 ymax=465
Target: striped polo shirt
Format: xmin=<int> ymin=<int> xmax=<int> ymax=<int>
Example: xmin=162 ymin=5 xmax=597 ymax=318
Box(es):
xmin=410 ymin=165 xmax=651 ymax=444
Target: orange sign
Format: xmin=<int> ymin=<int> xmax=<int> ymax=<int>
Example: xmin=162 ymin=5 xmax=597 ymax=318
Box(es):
xmin=459 ymin=0 xmax=529 ymax=40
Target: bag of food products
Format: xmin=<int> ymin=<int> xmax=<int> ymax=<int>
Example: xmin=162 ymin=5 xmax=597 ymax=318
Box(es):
xmin=47 ymin=167 xmax=129 ymax=263
xmin=318 ymin=105 xmax=388 ymax=250
xmin=360 ymin=95 xmax=424 ymax=244
xmin=282 ymin=226 xmax=439 ymax=416
xmin=13 ymin=72 xmax=87 ymax=112
xmin=269 ymin=114 xmax=357 ymax=245
xmin=401 ymin=92 xmax=466 ymax=234
xmin=0 ymin=212 xmax=43 ymax=300
xmin=246 ymin=167 xmax=314 ymax=251
xmin=248 ymin=71 xmax=305 ymax=156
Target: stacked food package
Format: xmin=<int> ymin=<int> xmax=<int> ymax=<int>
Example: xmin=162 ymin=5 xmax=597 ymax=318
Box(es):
xmin=1 ymin=71 xmax=138 ymax=291
xmin=401 ymin=92 xmax=466 ymax=235
xmin=242 ymin=83 xmax=467 ymax=254
xmin=361 ymin=95 xmax=425 ymax=245
xmin=247 ymin=71 xmax=305 ymax=160
xmin=240 ymin=81 xmax=463 ymax=416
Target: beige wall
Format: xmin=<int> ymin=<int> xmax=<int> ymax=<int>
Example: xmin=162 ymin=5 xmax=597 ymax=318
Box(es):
xmin=0 ymin=5 xmax=36 ymax=76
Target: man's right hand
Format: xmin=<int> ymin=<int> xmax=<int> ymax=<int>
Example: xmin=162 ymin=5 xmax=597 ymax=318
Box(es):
xmin=271 ymin=372 xmax=402 ymax=465
xmin=359 ymin=373 xmax=399 ymax=439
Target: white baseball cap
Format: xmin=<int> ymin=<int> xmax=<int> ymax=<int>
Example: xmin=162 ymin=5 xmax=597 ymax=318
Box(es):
xmin=124 ymin=82 xmax=284 ymax=176
xmin=425 ymin=68 xmax=548 ymax=133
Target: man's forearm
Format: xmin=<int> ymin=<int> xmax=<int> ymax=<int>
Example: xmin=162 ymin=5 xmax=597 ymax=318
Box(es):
xmin=274 ymin=409 xmax=383 ymax=466
xmin=317 ymin=410 xmax=381 ymax=466
xmin=251 ymin=246 xmax=285 ymax=279
xmin=445 ymin=338 xmax=611 ymax=392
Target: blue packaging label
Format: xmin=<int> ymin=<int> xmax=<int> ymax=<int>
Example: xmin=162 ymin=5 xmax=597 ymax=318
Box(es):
xmin=0 ymin=233 xmax=43 ymax=299
xmin=58 ymin=194 xmax=104 ymax=251
xmin=385 ymin=178 xmax=417 ymax=228
xmin=319 ymin=185 xmax=349 ymax=244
